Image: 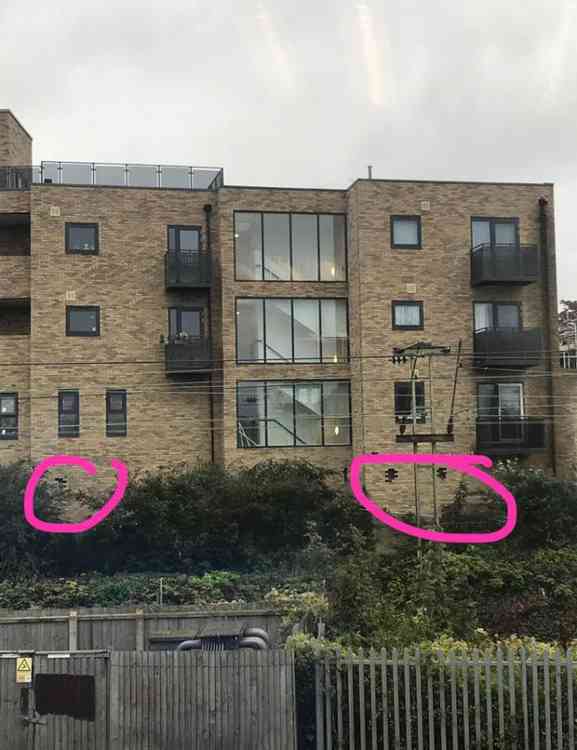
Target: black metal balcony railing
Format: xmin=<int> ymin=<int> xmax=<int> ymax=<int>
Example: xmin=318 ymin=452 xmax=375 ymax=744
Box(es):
xmin=476 ymin=417 xmax=547 ymax=454
xmin=474 ymin=327 xmax=543 ymax=368
xmin=165 ymin=251 xmax=211 ymax=288
xmin=561 ymin=349 xmax=577 ymax=370
xmin=163 ymin=335 xmax=212 ymax=374
xmin=1 ymin=162 xmax=224 ymax=191
xmin=471 ymin=243 xmax=540 ymax=286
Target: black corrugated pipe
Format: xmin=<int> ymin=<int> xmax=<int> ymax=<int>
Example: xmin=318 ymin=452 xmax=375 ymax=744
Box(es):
xmin=176 ymin=639 xmax=202 ymax=652
xmin=204 ymin=203 xmax=215 ymax=465
xmin=238 ymin=636 xmax=269 ymax=651
xmin=538 ymin=197 xmax=557 ymax=474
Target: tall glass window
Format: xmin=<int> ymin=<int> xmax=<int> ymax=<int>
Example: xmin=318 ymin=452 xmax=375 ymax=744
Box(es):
xmin=236 ymin=299 xmax=264 ymax=362
xmin=263 ymin=214 xmax=291 ymax=280
xmin=235 ymin=298 xmax=348 ymax=364
xmin=237 ymin=381 xmax=351 ymax=448
xmin=235 ymin=213 xmax=262 ymax=280
xmin=292 ymin=214 xmax=318 ymax=280
xmin=265 ymin=299 xmax=292 ymax=360
xmin=235 ymin=212 xmax=347 ymax=281
xmin=474 ymin=303 xmax=520 ymax=332
xmin=319 ymin=214 xmax=347 ymax=281
xmin=293 ymin=299 xmax=321 ymax=362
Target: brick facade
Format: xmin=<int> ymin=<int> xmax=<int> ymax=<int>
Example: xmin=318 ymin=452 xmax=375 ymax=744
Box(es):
xmin=0 ymin=110 xmax=572 ymax=521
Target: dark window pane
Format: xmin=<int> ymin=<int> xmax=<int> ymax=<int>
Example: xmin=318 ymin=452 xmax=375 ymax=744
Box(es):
xmin=180 ymin=310 xmax=201 ymax=337
xmin=168 ymin=227 xmax=177 ymax=251
xmin=67 ymin=307 xmax=99 ymax=335
xmin=235 ymin=213 xmax=262 ymax=280
xmin=291 ymin=214 xmax=318 ymax=280
xmin=496 ymin=304 xmax=520 ymax=330
xmin=68 ymin=225 xmax=97 ymax=252
xmin=169 ymin=309 xmax=178 ymax=336
xmin=395 ymin=382 xmax=426 ymax=422
xmin=178 ymin=229 xmax=199 ymax=252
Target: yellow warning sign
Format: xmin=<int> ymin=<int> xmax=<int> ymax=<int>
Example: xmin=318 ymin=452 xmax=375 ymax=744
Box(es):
xmin=16 ymin=657 xmax=32 ymax=684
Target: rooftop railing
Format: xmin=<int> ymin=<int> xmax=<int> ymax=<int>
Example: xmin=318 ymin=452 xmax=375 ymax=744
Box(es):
xmin=0 ymin=162 xmax=223 ymax=191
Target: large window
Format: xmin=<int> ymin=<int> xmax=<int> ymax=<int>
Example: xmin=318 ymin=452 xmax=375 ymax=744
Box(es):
xmin=471 ymin=218 xmax=518 ymax=249
xmin=0 ymin=392 xmax=18 ymax=440
xmin=235 ymin=212 xmax=347 ymax=281
xmin=394 ymin=382 xmax=426 ymax=424
xmin=106 ymin=390 xmax=127 ymax=437
xmin=65 ymin=223 xmax=99 ymax=255
xmin=474 ymin=302 xmax=520 ymax=332
xmin=237 ymin=380 xmax=351 ymax=448
xmin=478 ymin=383 xmax=524 ymax=442
xmin=66 ymin=306 xmax=100 ymax=337
xmin=236 ymin=298 xmax=348 ymax=363
xmin=58 ymin=390 xmax=79 ymax=438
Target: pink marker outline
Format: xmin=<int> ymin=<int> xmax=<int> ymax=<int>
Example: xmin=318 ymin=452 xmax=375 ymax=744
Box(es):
xmin=349 ymin=453 xmax=517 ymax=544
xmin=24 ymin=455 xmax=128 ymax=534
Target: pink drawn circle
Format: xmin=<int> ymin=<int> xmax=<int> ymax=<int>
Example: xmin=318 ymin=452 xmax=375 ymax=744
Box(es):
xmin=349 ymin=453 xmax=517 ymax=544
xmin=24 ymin=455 xmax=128 ymax=534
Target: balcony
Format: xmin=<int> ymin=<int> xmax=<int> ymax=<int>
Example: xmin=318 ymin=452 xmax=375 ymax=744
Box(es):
xmin=163 ymin=335 xmax=212 ymax=375
xmin=471 ymin=243 xmax=540 ymax=286
xmin=1 ymin=162 xmax=224 ymax=191
xmin=474 ymin=327 xmax=543 ymax=368
xmin=476 ymin=418 xmax=547 ymax=455
xmin=165 ymin=251 xmax=211 ymax=289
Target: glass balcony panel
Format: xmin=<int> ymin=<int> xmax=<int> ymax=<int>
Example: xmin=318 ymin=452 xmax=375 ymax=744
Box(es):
xmin=94 ymin=164 xmax=126 ymax=186
xmin=128 ymin=165 xmax=158 ymax=187
xmin=160 ymin=166 xmax=190 ymax=189
xmin=61 ymin=163 xmax=93 ymax=184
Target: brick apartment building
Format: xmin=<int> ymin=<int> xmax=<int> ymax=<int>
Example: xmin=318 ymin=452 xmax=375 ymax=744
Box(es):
xmin=0 ymin=109 xmax=568 ymax=517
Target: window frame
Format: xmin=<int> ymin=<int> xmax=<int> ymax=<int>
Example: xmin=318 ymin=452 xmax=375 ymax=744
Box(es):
xmin=65 ymin=223 xmax=99 ymax=255
xmin=168 ymin=306 xmax=204 ymax=338
xmin=477 ymin=382 xmax=525 ymax=419
xmin=0 ymin=392 xmax=18 ymax=440
xmin=394 ymin=381 xmax=427 ymax=424
xmin=167 ymin=225 xmax=202 ymax=253
xmin=58 ymin=390 xmax=80 ymax=438
xmin=234 ymin=210 xmax=348 ymax=282
xmin=235 ymin=296 xmax=350 ymax=364
xmin=236 ymin=379 xmax=352 ymax=448
xmin=390 ymin=215 xmax=422 ymax=250
xmin=470 ymin=217 xmax=519 ymax=250
xmin=106 ymin=389 xmax=127 ymax=437
xmin=391 ymin=300 xmax=424 ymax=331
xmin=473 ymin=301 xmax=522 ymax=332
xmin=66 ymin=305 xmax=101 ymax=337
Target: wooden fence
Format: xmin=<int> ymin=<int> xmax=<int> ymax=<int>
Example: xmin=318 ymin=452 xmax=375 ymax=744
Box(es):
xmin=0 ymin=605 xmax=281 ymax=651
xmin=0 ymin=649 xmax=296 ymax=750
xmin=314 ymin=647 xmax=577 ymax=749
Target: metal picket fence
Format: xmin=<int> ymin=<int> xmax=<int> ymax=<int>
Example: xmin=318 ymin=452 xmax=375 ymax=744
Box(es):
xmin=315 ymin=647 xmax=577 ymax=749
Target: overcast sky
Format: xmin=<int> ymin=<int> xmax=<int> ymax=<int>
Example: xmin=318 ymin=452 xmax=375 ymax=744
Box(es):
xmin=2 ymin=0 xmax=575 ymax=299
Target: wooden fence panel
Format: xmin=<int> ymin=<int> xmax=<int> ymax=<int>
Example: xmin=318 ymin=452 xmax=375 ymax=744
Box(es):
xmin=315 ymin=649 xmax=577 ymax=750
xmin=109 ymin=649 xmax=296 ymax=750
xmin=0 ymin=606 xmax=281 ymax=653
